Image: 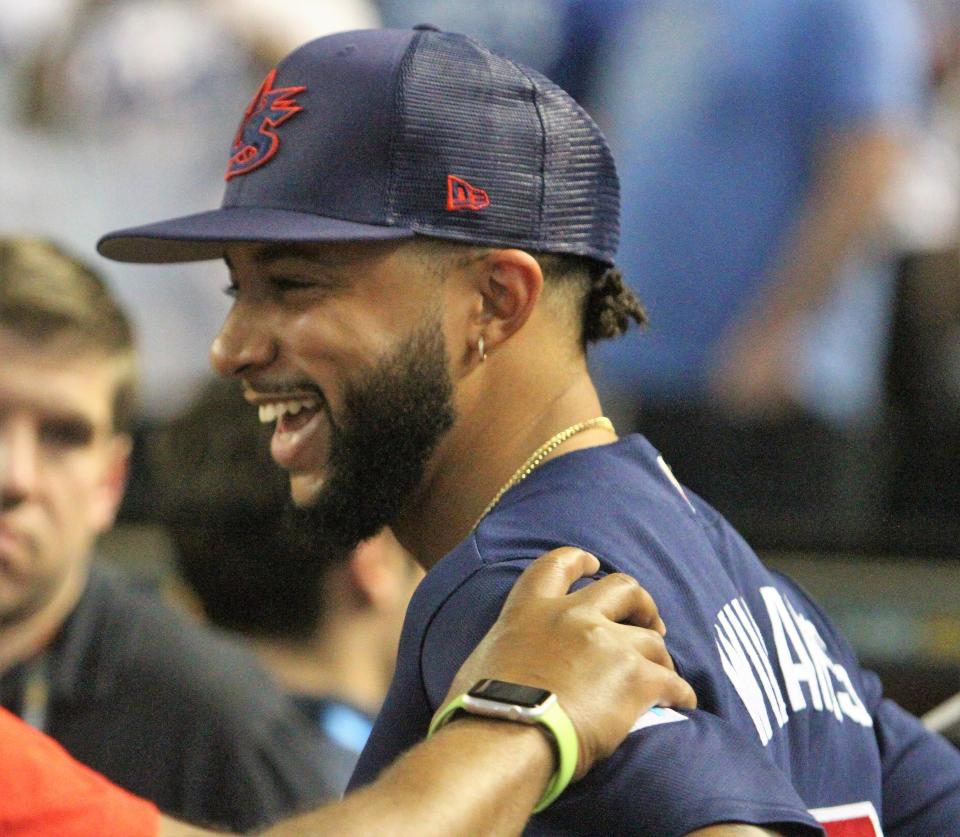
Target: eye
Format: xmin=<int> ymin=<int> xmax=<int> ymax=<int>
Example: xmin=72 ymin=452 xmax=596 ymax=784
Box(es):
xmin=270 ymin=276 xmax=316 ymax=293
xmin=41 ymin=419 xmax=94 ymax=448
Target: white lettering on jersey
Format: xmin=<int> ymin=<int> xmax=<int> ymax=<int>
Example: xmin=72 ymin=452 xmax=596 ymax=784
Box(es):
xmin=715 ymin=588 xmax=872 ymax=744
xmin=810 ymin=801 xmax=883 ymax=836
xmin=715 ymin=598 xmax=788 ymax=744
xmin=761 ymin=586 xmax=824 ymax=713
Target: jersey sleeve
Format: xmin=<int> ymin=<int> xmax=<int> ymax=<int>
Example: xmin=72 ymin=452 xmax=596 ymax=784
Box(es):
xmin=873 ymin=697 xmax=960 ymax=834
xmin=419 ymin=562 xmax=822 ymax=836
xmin=0 ymin=707 xmax=160 ymax=837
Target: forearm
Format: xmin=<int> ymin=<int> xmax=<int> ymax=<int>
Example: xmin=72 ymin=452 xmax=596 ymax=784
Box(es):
xmin=259 ymin=718 xmax=553 ymax=837
xmin=159 ymin=550 xmax=695 ymax=837
xmin=757 ymin=127 xmax=903 ymax=326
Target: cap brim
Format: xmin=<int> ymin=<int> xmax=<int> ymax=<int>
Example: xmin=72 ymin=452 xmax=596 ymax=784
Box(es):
xmin=96 ymin=207 xmax=416 ymax=264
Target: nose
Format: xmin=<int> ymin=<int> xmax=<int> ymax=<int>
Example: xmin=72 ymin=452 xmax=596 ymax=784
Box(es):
xmin=0 ymin=420 xmax=38 ymax=509
xmin=209 ymin=302 xmax=277 ymax=378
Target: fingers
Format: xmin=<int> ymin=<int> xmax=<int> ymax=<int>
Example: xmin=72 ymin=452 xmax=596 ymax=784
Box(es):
xmin=621 ymin=625 xmax=676 ymax=671
xmin=571 ymin=573 xmax=666 ymax=635
xmin=657 ymin=670 xmax=698 ymax=710
xmin=501 ymin=547 xmax=600 ymax=612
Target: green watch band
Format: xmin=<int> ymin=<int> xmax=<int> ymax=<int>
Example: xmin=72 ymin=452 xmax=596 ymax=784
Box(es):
xmin=427 ymin=680 xmax=578 ymax=813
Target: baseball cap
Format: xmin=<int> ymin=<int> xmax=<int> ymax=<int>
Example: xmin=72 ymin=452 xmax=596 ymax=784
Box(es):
xmin=97 ymin=25 xmax=620 ymax=265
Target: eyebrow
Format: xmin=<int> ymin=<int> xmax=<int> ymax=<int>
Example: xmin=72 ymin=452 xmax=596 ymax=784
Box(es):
xmin=253 ymin=243 xmax=324 ymax=264
xmin=223 ymin=244 xmax=320 ymax=273
xmin=225 ymin=241 xmax=398 ymax=273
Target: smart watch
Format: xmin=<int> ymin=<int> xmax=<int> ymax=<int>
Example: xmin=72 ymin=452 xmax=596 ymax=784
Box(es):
xmin=428 ymin=679 xmax=578 ymax=813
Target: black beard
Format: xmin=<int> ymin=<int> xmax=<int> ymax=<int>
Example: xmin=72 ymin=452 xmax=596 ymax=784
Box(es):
xmin=284 ymin=319 xmax=456 ymax=557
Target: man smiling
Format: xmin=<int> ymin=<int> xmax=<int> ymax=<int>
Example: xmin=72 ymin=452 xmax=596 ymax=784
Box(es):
xmin=99 ymin=26 xmax=960 ymax=835
xmin=218 ymin=240 xmax=456 ymax=556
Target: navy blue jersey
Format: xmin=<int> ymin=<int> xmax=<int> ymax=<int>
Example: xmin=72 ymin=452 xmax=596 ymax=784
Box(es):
xmin=350 ymin=436 xmax=960 ymax=835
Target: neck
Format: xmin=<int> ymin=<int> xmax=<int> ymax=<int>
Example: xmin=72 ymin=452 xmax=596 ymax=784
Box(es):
xmin=394 ymin=359 xmax=616 ymax=569
xmin=0 ymin=568 xmax=87 ymax=675
xmin=251 ymin=622 xmax=390 ymax=717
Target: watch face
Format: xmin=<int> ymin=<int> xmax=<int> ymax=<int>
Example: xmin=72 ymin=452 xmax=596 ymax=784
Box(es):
xmin=468 ymin=679 xmax=552 ymax=707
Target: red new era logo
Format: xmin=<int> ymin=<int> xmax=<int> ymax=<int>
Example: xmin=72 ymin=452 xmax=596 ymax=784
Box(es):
xmin=446 ymin=175 xmax=490 ymax=211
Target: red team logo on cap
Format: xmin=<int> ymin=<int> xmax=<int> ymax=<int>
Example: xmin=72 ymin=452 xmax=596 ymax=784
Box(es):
xmin=446 ymin=175 xmax=490 ymax=211
xmin=225 ymin=69 xmax=306 ymax=180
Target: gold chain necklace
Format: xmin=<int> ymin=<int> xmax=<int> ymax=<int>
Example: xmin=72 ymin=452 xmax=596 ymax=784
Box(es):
xmin=472 ymin=416 xmax=615 ymax=530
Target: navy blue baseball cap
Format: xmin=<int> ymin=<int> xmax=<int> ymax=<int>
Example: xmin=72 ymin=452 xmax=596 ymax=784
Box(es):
xmin=97 ymin=26 xmax=620 ymax=266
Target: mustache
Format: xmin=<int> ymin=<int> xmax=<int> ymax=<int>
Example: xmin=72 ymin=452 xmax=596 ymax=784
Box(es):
xmin=242 ymin=379 xmax=328 ymax=406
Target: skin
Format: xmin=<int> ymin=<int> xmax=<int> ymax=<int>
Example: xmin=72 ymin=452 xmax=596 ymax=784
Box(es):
xmin=0 ymin=331 xmax=130 ymax=673
xmin=211 ymin=238 xmax=786 ymax=835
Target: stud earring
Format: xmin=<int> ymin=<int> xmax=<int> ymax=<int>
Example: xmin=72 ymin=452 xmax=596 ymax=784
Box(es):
xmin=477 ymin=335 xmax=487 ymax=362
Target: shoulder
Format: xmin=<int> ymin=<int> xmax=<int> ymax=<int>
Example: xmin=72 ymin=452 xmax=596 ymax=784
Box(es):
xmin=74 ymin=568 xmax=314 ymax=738
xmin=471 ymin=436 xmax=722 ymax=577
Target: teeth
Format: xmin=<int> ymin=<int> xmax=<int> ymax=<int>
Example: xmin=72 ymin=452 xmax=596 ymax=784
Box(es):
xmin=257 ymin=399 xmax=317 ymax=424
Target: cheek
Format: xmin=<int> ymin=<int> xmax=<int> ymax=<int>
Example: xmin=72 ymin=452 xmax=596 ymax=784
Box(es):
xmin=285 ymin=308 xmax=400 ymax=390
xmin=27 ymin=476 xmax=92 ymax=568
xmin=53 ymin=455 xmax=117 ymax=538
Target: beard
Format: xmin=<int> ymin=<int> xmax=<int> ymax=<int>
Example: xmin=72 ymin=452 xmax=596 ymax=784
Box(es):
xmin=284 ymin=317 xmax=456 ymax=557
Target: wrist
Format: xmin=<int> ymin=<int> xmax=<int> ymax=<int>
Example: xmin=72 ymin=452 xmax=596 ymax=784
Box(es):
xmin=434 ymin=716 xmax=555 ymax=807
xmin=429 ymin=680 xmax=578 ymax=813
xmin=443 ymin=714 xmax=555 ymax=771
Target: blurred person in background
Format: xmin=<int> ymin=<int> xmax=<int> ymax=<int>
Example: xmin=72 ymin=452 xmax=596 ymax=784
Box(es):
xmin=0 ymin=0 xmax=380 ymax=431
xmin=585 ymin=0 xmax=928 ymax=550
xmin=882 ymin=0 xmax=960 ymax=546
xmin=373 ymin=0 xmax=630 ymax=107
xmin=0 ymin=237 xmax=339 ymax=833
xmin=149 ymin=377 xmax=422 ymax=795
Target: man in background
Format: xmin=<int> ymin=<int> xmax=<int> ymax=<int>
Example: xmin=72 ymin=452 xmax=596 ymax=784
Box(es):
xmin=0 ymin=237 xmax=338 ymax=832
xmin=149 ymin=377 xmax=421 ymax=792
xmin=589 ymin=0 xmax=926 ymax=549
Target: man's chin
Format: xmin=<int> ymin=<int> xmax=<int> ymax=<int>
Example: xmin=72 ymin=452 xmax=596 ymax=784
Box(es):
xmin=0 ymin=583 xmax=46 ymax=628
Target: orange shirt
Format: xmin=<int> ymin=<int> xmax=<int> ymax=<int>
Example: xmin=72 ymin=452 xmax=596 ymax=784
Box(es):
xmin=0 ymin=706 xmax=159 ymax=837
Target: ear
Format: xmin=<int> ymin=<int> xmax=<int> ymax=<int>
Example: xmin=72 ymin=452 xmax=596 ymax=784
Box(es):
xmin=348 ymin=530 xmax=418 ymax=611
xmin=90 ymin=433 xmax=132 ymax=535
xmin=347 ymin=536 xmax=395 ymax=610
xmin=471 ymin=249 xmax=544 ymax=355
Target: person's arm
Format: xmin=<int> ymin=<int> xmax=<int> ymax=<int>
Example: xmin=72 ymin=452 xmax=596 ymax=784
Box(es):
xmin=709 ymin=126 xmax=904 ymax=415
xmin=160 ymin=547 xmax=696 ymax=837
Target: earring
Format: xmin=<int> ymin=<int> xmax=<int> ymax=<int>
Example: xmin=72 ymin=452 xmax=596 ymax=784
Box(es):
xmin=477 ymin=335 xmax=487 ymax=362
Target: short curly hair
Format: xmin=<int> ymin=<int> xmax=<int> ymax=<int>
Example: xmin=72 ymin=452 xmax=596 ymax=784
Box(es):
xmin=413 ymin=236 xmax=647 ymax=349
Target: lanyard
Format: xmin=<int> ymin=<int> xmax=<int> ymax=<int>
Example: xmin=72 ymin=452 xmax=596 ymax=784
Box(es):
xmin=20 ymin=655 xmax=50 ymax=733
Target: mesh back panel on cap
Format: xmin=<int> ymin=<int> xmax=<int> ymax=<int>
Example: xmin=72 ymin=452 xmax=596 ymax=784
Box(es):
xmin=387 ymin=31 xmax=619 ymax=263
xmin=537 ymin=81 xmax=620 ymax=261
